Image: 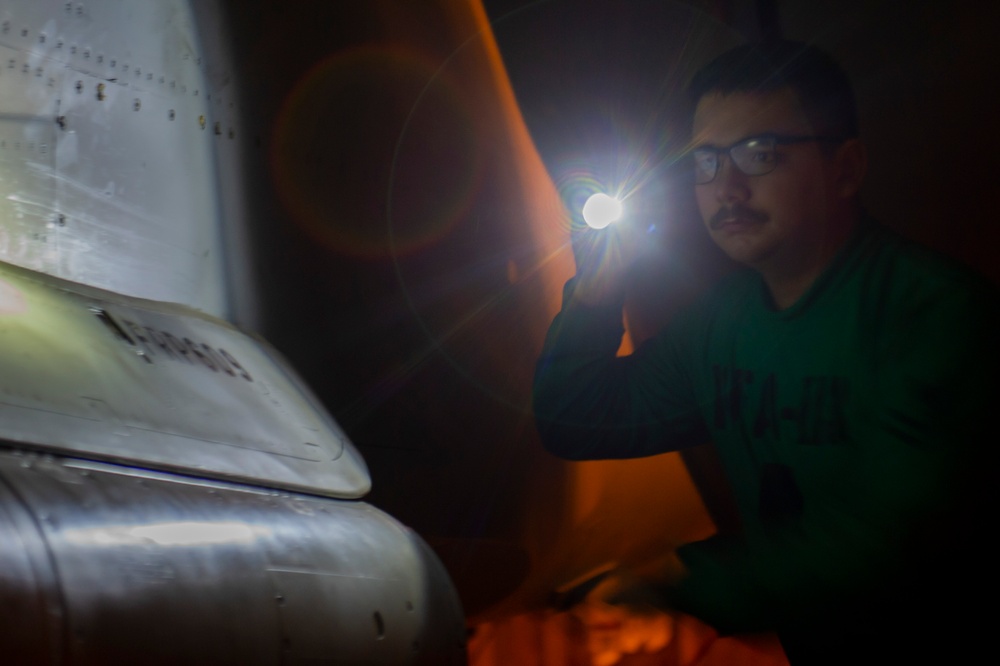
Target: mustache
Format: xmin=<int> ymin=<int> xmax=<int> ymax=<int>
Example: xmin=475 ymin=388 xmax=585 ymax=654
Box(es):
xmin=709 ymin=205 xmax=768 ymax=229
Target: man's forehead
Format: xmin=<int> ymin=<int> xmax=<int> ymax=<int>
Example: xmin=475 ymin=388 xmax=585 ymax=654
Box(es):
xmin=691 ymin=88 xmax=813 ymax=146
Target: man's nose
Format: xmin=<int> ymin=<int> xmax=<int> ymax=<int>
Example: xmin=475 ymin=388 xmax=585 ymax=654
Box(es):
xmin=714 ymin=156 xmax=751 ymax=203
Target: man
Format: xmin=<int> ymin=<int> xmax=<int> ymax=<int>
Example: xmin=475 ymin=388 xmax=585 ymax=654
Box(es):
xmin=533 ymin=40 xmax=997 ymax=664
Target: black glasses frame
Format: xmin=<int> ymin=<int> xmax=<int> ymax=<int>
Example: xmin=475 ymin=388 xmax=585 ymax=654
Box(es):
xmin=692 ymin=134 xmax=845 ymax=184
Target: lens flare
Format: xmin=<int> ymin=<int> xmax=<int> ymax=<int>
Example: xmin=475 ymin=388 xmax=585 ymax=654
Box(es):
xmin=582 ymin=193 xmax=623 ymax=229
xmin=271 ymin=44 xmax=479 ymax=259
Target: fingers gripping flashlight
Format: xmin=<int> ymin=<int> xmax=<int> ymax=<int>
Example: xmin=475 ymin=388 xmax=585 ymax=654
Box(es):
xmin=571 ymin=190 xmax=630 ymax=300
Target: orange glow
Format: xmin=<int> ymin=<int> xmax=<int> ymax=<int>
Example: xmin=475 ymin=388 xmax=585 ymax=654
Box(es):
xmin=468 ymin=607 xmax=789 ymax=666
xmin=463 ymin=0 xmax=576 ymax=321
xmin=446 ymin=6 xmax=791 ymax=663
xmin=451 ymin=0 xmax=727 ymax=625
xmin=323 ymin=1 xmax=787 ymax=662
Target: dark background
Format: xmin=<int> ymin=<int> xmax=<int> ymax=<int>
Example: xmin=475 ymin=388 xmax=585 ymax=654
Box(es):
xmin=215 ymin=0 xmax=1000 ymax=621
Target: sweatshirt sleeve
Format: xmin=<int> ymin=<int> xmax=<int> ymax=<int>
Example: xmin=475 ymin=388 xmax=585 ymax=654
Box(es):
xmin=532 ymin=277 xmax=710 ymax=460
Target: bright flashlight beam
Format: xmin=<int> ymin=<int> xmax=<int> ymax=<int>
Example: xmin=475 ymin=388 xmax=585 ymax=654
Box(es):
xmin=582 ymin=193 xmax=623 ymax=229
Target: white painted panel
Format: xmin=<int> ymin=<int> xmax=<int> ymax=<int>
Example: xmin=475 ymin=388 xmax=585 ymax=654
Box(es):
xmin=0 ymin=262 xmax=370 ymax=498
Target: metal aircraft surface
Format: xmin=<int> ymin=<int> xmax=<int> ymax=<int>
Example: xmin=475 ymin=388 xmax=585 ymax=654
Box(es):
xmin=0 ymin=1 xmax=466 ymax=663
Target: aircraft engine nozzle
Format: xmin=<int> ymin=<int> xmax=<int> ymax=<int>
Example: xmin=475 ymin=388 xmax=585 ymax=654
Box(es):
xmin=0 ymin=451 xmax=467 ymax=665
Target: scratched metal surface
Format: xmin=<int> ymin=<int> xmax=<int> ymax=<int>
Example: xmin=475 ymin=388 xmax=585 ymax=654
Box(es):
xmin=0 ymin=0 xmax=226 ymax=316
xmin=0 ymin=0 xmax=366 ymax=498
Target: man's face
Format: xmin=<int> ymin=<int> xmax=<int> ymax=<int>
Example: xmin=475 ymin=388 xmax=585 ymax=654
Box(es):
xmin=692 ymin=88 xmax=841 ymax=274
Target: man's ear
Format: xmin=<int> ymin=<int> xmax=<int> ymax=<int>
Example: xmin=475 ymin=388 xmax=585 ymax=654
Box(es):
xmin=834 ymin=138 xmax=867 ymax=198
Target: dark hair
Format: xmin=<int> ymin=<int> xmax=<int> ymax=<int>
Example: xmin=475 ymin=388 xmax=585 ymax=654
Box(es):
xmin=687 ymin=39 xmax=859 ymax=139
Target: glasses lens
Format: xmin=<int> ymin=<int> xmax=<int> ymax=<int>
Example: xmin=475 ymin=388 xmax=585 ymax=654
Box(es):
xmin=732 ymin=137 xmax=777 ymax=176
xmin=692 ymin=150 xmax=717 ymax=184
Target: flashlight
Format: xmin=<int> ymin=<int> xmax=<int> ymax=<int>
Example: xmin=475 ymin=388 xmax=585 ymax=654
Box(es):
xmin=582 ymin=192 xmax=623 ymax=229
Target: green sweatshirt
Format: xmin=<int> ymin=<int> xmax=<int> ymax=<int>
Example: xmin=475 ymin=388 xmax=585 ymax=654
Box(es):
xmin=533 ymin=220 xmax=998 ymax=642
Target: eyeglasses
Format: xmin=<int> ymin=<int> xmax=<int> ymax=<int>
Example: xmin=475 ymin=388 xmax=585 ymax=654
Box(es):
xmin=692 ymin=134 xmax=844 ymax=184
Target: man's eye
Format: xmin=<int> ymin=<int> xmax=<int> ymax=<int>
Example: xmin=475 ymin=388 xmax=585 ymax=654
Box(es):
xmin=693 ymin=153 xmax=716 ymax=169
xmin=748 ymin=149 xmax=776 ymax=164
